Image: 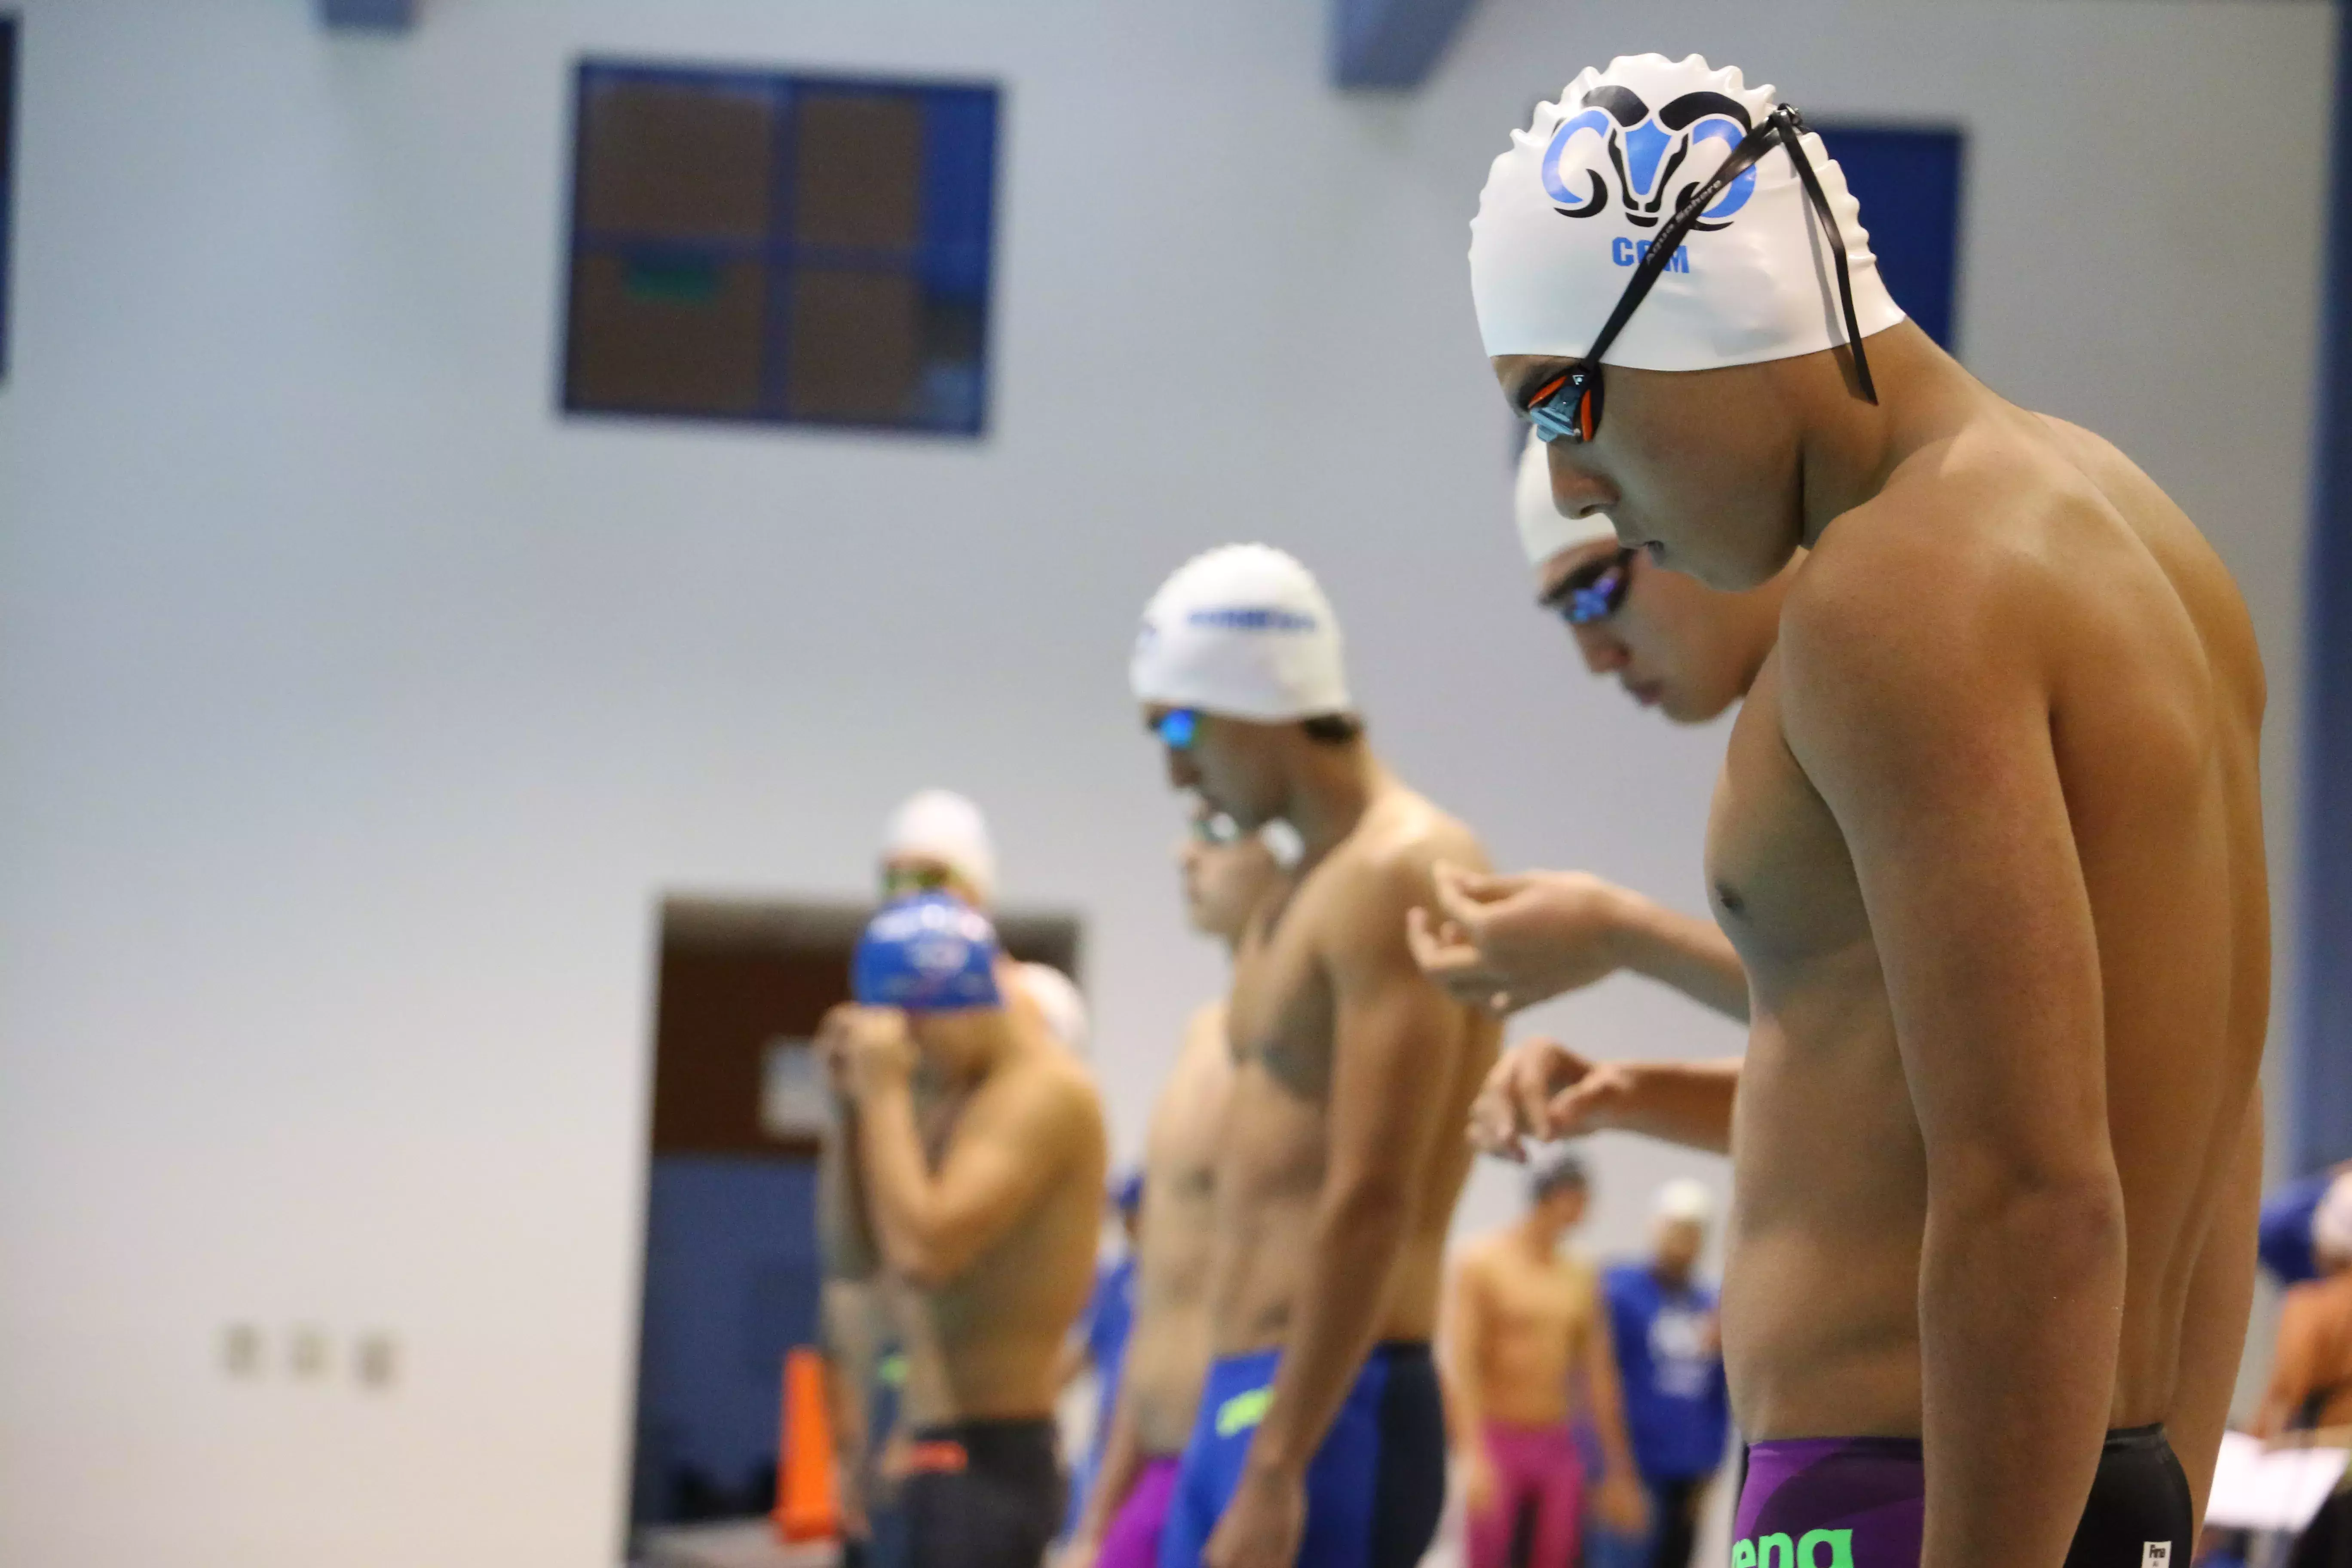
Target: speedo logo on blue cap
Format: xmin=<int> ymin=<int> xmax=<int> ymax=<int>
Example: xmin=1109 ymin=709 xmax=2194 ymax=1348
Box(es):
xmin=1186 ymin=606 xmax=1318 ymax=632
xmin=854 ymin=894 xmax=1003 ymax=1011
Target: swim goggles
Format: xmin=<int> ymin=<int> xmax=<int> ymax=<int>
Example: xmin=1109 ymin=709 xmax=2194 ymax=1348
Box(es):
xmin=1190 ymin=808 xmax=1245 ymax=845
xmin=1153 ymin=708 xmax=1199 ymax=750
xmin=1525 ymin=104 xmax=1878 ymax=447
xmin=1539 ymin=547 xmax=1637 ymax=626
xmin=880 ymin=862 xmax=956 ymax=898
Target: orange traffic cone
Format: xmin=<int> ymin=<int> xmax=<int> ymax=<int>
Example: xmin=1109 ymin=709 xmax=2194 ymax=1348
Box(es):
xmin=775 ymin=1346 xmax=841 ymax=1543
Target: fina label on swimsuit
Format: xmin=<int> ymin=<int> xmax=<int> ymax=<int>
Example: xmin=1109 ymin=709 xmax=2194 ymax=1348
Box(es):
xmin=2142 ymin=1545 xmax=2171 ymax=1568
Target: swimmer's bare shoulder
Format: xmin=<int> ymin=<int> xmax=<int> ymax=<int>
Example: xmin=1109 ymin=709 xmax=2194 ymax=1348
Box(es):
xmin=1318 ymin=790 xmax=1492 ymax=953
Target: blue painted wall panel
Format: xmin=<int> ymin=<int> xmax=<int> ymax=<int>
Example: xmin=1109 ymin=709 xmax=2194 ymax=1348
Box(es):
xmin=630 ymin=1155 xmax=822 ymax=1525
xmin=1812 ymin=123 xmax=1966 ymax=356
xmin=2297 ymin=1 xmax=2352 ymax=1176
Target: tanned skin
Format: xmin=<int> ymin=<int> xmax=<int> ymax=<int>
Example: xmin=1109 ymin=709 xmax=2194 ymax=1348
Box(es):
xmin=822 ymin=998 xmax=1109 ymax=1433
xmin=1467 ymin=320 xmax=2266 ymax=1566
xmin=1141 ymin=709 xmax=1500 ymax=1568
xmin=1065 ymin=818 xmax=1285 ymax=1568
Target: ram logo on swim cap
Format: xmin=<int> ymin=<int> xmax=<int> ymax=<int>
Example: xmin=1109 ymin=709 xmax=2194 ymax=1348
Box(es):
xmin=1469 ymin=54 xmax=1904 ymax=372
xmin=853 ymin=893 xmax=1004 ymax=1011
xmin=1542 ymin=84 xmax=1758 ymax=231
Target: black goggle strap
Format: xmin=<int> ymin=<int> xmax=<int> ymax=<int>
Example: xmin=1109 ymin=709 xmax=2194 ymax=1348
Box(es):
xmin=1772 ymin=109 xmax=1877 ymax=403
xmin=1578 ymin=113 xmax=1787 ymax=377
xmin=1580 ymin=106 xmax=1877 ymax=405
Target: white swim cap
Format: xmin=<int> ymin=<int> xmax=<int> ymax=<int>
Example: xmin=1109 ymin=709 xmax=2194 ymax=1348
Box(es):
xmin=1018 ymin=962 xmax=1090 ymax=1057
xmin=1130 ymin=545 xmax=1352 ymax=722
xmin=1470 ymin=55 xmax=1904 ymax=371
xmin=2316 ymin=1173 xmax=2352 ymax=1268
xmin=881 ymin=789 xmax=997 ymax=904
xmin=1654 ymin=1177 xmax=1714 ymax=1225
xmin=1516 ymin=430 xmax=1617 ymax=567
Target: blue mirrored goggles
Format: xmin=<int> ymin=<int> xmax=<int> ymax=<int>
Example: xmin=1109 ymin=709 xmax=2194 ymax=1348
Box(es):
xmin=1154 ymin=708 xmax=1200 ymax=750
xmin=1539 ymin=547 xmax=1636 ymax=627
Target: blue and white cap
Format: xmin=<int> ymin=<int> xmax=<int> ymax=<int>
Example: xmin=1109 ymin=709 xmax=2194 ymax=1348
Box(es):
xmin=1130 ymin=545 xmax=1351 ymax=722
xmin=853 ymin=894 xmax=1005 ymax=1012
xmin=1470 ymin=54 xmax=1903 ymax=370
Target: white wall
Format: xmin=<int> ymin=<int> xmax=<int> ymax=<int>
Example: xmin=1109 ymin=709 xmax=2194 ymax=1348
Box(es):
xmin=0 ymin=1 xmax=2328 ymax=1562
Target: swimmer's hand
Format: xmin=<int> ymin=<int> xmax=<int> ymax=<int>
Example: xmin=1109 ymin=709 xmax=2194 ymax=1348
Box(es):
xmin=1408 ymin=864 xmax=1634 ymax=1015
xmin=1467 ymin=1037 xmax=1637 ymax=1161
xmin=1205 ymin=1465 xmax=1305 ymax=1568
xmin=1455 ymin=1441 xmax=1500 ymax=1519
xmin=1594 ymin=1470 xmax=1651 ymax=1536
xmin=821 ymin=1004 xmax=918 ymax=1099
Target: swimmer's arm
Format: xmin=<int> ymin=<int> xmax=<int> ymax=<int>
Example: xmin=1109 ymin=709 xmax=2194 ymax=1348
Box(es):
xmin=1782 ymin=548 xmax=2124 ymax=1568
xmin=1612 ymin=896 xmax=1751 ymax=1021
xmin=1068 ymin=1381 xmax=1144 ymax=1563
xmin=855 ymin=1066 xmax=1102 ymax=1289
xmin=2171 ymin=1096 xmax=2260 ymax=1520
xmin=1242 ymin=874 xmax=1465 ymax=1484
xmin=821 ymin=1280 xmax=877 ymax=1537
xmin=1438 ymin=1250 xmax=1490 ymax=1449
xmin=1577 ymin=1279 xmax=1641 ymax=1486
xmin=2252 ymin=1286 xmax=2322 ymax=1441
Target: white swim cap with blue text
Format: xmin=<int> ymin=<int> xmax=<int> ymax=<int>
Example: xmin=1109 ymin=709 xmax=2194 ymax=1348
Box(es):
xmin=1130 ymin=545 xmax=1352 ymax=722
xmin=1470 ymin=54 xmax=1904 ymax=371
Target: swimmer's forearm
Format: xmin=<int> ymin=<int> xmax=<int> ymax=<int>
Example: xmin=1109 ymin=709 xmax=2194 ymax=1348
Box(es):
xmin=1072 ymin=1387 xmax=1144 ymax=1551
xmin=1608 ymin=1059 xmax=1740 ymax=1154
xmin=1614 ymin=898 xmax=1749 ymax=1021
xmin=2171 ymin=1100 xmax=2260 ymax=1526
xmin=1245 ymin=1181 xmax=1415 ymax=1479
xmin=1919 ymin=1176 xmax=2126 ymax=1568
xmin=853 ymin=1079 xmax=955 ymax=1285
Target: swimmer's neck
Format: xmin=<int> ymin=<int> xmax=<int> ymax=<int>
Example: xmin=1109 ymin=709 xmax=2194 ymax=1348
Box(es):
xmin=1278 ymin=740 xmax=1393 ymax=867
xmin=926 ymin=1008 xmax=1035 ymax=1086
xmin=1793 ymin=320 xmax=1990 ymax=549
xmin=1516 ymin=1210 xmax=1574 ymax=1257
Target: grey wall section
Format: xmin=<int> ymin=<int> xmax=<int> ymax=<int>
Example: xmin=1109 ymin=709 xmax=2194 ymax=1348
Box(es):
xmin=0 ymin=2 xmax=2329 ymax=1563
xmin=2300 ymin=0 xmax=2352 ymax=1178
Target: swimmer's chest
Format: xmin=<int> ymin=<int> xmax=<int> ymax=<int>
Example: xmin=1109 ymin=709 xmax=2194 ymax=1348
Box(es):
xmin=1484 ymin=1250 xmax=1594 ymax=1339
xmin=1705 ymin=657 xmax=1874 ymax=985
xmin=1225 ymin=882 xmax=1338 ymax=1102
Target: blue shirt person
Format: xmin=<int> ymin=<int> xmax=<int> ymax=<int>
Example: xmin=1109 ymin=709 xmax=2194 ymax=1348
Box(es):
xmin=1599 ymin=1180 xmax=1730 ymax=1568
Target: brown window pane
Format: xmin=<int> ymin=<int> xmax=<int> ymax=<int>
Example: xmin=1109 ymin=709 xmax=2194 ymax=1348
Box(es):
xmin=786 ymin=267 xmax=919 ymax=421
xmin=578 ymin=79 xmax=774 ymax=242
xmin=567 ymin=253 xmax=767 ymax=415
xmin=792 ymin=92 xmax=922 ymax=250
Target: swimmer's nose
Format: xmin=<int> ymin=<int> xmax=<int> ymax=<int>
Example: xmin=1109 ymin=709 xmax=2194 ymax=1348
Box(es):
xmin=1572 ymin=621 xmax=1626 ymax=674
xmin=1547 ymin=444 xmax=1618 ymax=518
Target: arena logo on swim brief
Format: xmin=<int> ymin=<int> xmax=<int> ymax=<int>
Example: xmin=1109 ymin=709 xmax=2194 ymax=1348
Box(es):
xmin=1540 ymin=85 xmax=1759 ymax=233
xmin=1731 ymin=1529 xmax=1853 ymax=1568
xmin=1184 ymin=606 xmax=1320 ymax=634
xmin=1214 ymin=1387 xmax=1272 ymax=1437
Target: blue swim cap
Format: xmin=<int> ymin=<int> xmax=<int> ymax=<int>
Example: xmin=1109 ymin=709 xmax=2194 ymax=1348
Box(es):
xmin=853 ymin=894 xmax=1004 ymax=1012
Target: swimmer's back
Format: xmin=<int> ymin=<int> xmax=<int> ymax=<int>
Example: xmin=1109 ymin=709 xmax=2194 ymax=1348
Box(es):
xmin=1770 ymin=399 xmax=2269 ymax=1430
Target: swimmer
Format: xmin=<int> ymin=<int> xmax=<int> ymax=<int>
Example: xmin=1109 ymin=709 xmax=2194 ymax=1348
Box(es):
xmin=1408 ymin=433 xmax=1772 ymax=1023
xmin=1064 ymin=805 xmax=1289 ymax=1568
xmin=1442 ymin=1151 xmax=1647 ymax=1568
xmin=1130 ymin=545 xmax=1501 ymax=1568
xmin=822 ymin=894 xmax=1110 ymax=1568
xmin=827 ymin=791 xmax=1090 ymax=1564
xmin=1464 ymin=54 xmax=2268 ymax=1567
xmin=881 ymin=787 xmax=1092 ymax=1053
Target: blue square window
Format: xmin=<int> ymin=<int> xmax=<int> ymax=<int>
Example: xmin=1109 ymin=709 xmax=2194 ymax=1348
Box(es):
xmin=1810 ymin=122 xmax=1967 ymax=357
xmin=561 ymin=61 xmax=999 ymax=436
